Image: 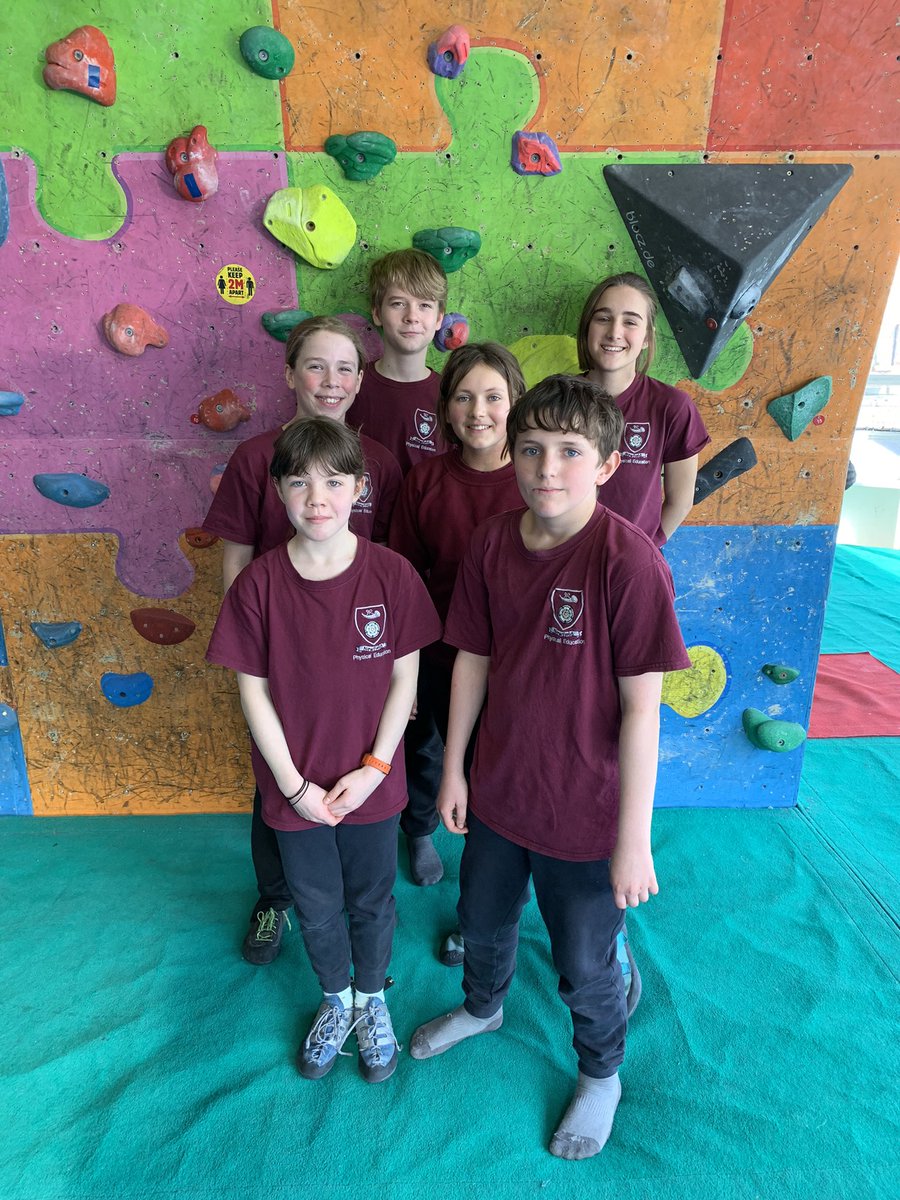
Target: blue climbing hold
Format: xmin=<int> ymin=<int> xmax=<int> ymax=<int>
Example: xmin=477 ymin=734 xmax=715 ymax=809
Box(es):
xmin=101 ymin=672 xmax=154 ymax=708
xmin=31 ymin=621 xmax=82 ymax=648
xmin=0 ymin=702 xmax=19 ymax=735
xmin=0 ymin=392 xmax=24 ymax=416
xmin=0 ymin=160 xmax=8 ymax=247
xmin=33 ymin=472 xmax=110 ymax=508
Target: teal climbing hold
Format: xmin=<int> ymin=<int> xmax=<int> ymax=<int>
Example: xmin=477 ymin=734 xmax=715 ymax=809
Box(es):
xmin=33 ymin=473 xmax=110 ymax=508
xmin=761 ymin=663 xmax=799 ymax=685
xmin=261 ymin=309 xmax=314 ymax=341
xmin=1 ymin=391 xmax=24 ymax=416
xmin=324 ymin=132 xmax=398 ymax=181
xmin=742 ymin=708 xmax=806 ymax=752
xmin=766 ymin=376 xmax=832 ymax=441
xmin=31 ymin=621 xmax=82 ymax=648
xmin=412 ymin=227 xmax=481 ymax=273
xmin=239 ymin=26 xmax=295 ymax=79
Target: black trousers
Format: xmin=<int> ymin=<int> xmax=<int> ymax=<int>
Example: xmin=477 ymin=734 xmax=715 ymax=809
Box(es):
xmin=275 ymin=815 xmax=399 ymax=995
xmin=250 ymin=787 xmax=293 ymax=911
xmin=458 ymin=814 xmax=627 ymax=1079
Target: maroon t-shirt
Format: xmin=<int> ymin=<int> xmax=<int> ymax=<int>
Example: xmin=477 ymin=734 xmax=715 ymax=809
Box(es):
xmin=445 ymin=505 xmax=691 ymax=861
xmin=206 ymin=539 xmax=442 ymax=831
xmin=598 ymin=373 xmax=710 ymax=546
xmin=347 ymin=364 xmax=445 ymax=474
xmin=202 ymin=426 xmax=402 ymax=550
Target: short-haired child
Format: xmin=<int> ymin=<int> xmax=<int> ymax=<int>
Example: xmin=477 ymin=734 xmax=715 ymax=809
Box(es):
xmin=203 ymin=317 xmax=403 ymax=965
xmin=207 ymin=418 xmax=441 ymax=1081
xmin=347 ymin=248 xmax=449 ymax=474
xmin=388 ymin=343 xmax=526 ymax=895
xmin=577 ymin=272 xmax=710 ymax=545
xmin=410 ymin=376 xmax=691 ymax=1158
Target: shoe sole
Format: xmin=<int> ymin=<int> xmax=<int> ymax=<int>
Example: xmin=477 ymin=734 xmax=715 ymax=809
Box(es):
xmin=358 ymin=1046 xmax=398 ymax=1083
xmin=296 ymin=1053 xmax=338 ymax=1080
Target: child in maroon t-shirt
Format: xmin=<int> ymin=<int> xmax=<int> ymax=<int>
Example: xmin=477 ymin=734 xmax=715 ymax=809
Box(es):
xmin=409 ymin=376 xmax=690 ymax=1159
xmin=203 ymin=317 xmax=402 ymax=967
xmin=576 ymin=271 xmax=710 ymax=546
xmin=208 ymin=418 xmax=440 ymax=1083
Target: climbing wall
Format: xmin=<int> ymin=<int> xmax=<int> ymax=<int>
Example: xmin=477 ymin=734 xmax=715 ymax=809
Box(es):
xmin=0 ymin=1 xmax=897 ymax=814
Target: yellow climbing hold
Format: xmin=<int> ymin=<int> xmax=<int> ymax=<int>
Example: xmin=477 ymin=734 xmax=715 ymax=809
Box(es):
xmin=507 ymin=334 xmax=580 ymax=389
xmin=662 ymin=644 xmax=727 ymax=718
xmin=263 ymin=185 xmax=357 ymax=269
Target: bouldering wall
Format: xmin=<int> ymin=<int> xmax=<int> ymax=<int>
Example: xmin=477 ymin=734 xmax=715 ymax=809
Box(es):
xmin=0 ymin=0 xmax=897 ymax=815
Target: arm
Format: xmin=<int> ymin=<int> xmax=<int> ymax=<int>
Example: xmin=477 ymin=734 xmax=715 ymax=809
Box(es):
xmin=222 ymin=540 xmax=254 ymax=593
xmin=236 ymin=672 xmax=338 ymax=826
xmin=660 ymin=454 xmax=699 ymax=540
xmin=436 ymin=651 xmax=490 ymax=835
xmin=324 ymin=650 xmax=421 ymax=818
xmin=610 ymin=672 xmax=663 ymax=908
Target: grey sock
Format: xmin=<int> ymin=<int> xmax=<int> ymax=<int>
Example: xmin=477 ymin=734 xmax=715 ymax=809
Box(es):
xmin=409 ymin=1004 xmax=503 ymax=1059
xmin=549 ymin=1071 xmax=622 ymax=1160
xmin=408 ymin=834 xmax=444 ymax=886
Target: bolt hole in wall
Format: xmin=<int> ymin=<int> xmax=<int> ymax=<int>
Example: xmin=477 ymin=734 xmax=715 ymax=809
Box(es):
xmin=838 ymin=263 xmax=900 ymax=548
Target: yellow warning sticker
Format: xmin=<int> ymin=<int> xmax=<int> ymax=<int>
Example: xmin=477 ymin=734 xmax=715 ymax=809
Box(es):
xmin=215 ymin=263 xmax=256 ymax=306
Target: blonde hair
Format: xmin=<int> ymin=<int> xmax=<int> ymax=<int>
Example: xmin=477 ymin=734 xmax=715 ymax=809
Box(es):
xmin=368 ymin=249 xmax=448 ymax=313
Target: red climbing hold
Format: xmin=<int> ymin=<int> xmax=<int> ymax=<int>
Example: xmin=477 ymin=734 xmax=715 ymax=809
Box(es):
xmin=165 ymin=126 xmax=219 ymax=203
xmin=43 ymin=26 xmax=116 ymax=107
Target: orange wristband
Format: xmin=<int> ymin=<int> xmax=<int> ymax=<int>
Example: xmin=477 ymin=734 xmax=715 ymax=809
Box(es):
xmin=360 ymin=753 xmax=392 ymax=776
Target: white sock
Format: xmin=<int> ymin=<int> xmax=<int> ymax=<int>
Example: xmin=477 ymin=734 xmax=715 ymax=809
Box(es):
xmin=409 ymin=1004 xmax=503 ymax=1059
xmin=327 ymin=986 xmax=353 ymax=1009
xmin=353 ymin=987 xmax=385 ymax=1006
xmin=550 ymin=1071 xmax=622 ymax=1160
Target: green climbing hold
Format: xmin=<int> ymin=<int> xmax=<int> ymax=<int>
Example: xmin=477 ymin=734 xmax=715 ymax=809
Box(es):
xmin=742 ymin=708 xmax=807 ymax=752
xmin=325 ymin=132 xmax=398 ymax=181
xmin=239 ymin=26 xmax=295 ymax=80
xmin=263 ymin=185 xmax=357 ymax=270
xmin=761 ymin=663 xmax=800 ymax=685
xmin=261 ymin=309 xmax=314 ymax=341
xmin=766 ymin=376 xmax=832 ymax=441
xmin=412 ymin=226 xmax=481 ymax=273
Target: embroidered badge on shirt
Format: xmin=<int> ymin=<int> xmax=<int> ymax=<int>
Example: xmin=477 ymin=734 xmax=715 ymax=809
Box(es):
xmin=353 ymin=472 xmax=373 ymax=511
xmin=545 ymin=588 xmax=585 ymax=646
xmin=408 ymin=408 xmax=438 ymax=451
xmin=622 ymin=422 xmax=651 ymax=463
xmin=354 ymin=604 xmax=390 ymax=661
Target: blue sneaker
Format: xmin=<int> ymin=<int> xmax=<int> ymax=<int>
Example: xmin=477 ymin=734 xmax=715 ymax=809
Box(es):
xmin=297 ymin=995 xmax=353 ymax=1079
xmin=352 ymin=996 xmax=399 ymax=1083
xmin=616 ymin=927 xmax=642 ymax=1018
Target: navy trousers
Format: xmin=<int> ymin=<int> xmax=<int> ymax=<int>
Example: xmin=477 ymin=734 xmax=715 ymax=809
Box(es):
xmin=250 ymin=787 xmax=293 ymax=911
xmin=275 ymin=815 xmax=399 ymax=995
xmin=458 ymin=814 xmax=627 ymax=1079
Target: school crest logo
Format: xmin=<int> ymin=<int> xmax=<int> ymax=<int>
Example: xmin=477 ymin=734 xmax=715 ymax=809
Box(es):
xmin=414 ymin=409 xmax=437 ymax=441
xmin=550 ymin=588 xmax=584 ymax=630
xmin=355 ymin=473 xmax=372 ymax=505
xmin=355 ymin=604 xmax=386 ymax=645
xmin=624 ymin=422 xmax=650 ymax=452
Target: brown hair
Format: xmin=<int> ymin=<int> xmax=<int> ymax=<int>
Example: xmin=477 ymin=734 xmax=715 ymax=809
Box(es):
xmin=576 ymin=272 xmax=658 ymax=374
xmin=437 ymin=343 xmax=526 ymax=446
xmin=284 ymin=315 xmax=366 ymax=372
xmin=507 ymin=375 xmax=624 ymax=463
xmin=368 ymin=248 xmax=448 ymax=313
xmin=270 ymin=416 xmax=365 ymax=482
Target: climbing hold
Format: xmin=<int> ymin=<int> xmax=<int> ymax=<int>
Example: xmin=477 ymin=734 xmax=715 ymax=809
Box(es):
xmin=845 ymin=461 xmax=856 ymax=489
xmin=742 ymin=708 xmax=806 ymax=752
xmin=0 ymin=703 xmax=19 ymax=736
xmin=43 ymin=26 xmax=116 ymax=106
xmin=261 ymin=309 xmax=314 ymax=341
xmin=767 ymin=377 xmax=832 ymax=441
xmin=30 ymin=621 xmax=82 ymax=649
xmin=507 ymin=335 xmax=580 ymax=390
xmin=190 ymin=388 xmax=252 ymax=432
xmin=325 ymin=132 xmax=398 ymax=181
xmin=263 ymin=186 xmax=357 ymax=269
xmin=0 ymin=160 xmax=9 ymax=247
xmin=761 ymin=664 xmax=799 ymax=685
xmin=661 ymin=645 xmax=728 ymax=718
xmin=165 ymin=125 xmax=219 ymax=202
xmin=239 ymin=25 xmax=295 ymax=79
xmin=412 ymin=227 xmax=481 ymax=273
xmin=102 ymin=304 xmax=169 ymax=356
xmin=33 ymin=473 xmax=109 ymax=508
xmin=693 ymin=437 xmax=758 ymax=504
xmin=434 ymin=312 xmax=470 ymax=352
xmin=511 ymin=131 xmax=562 ymax=177
xmin=427 ymin=25 xmax=470 ymax=79
xmin=0 ymin=392 xmax=25 ymax=416
xmin=210 ymin=465 xmax=227 ymax=494
xmin=101 ymin=672 xmax=154 ymax=708
xmin=130 ymin=608 xmax=196 ymax=646
xmin=184 ymin=528 xmax=218 ymax=549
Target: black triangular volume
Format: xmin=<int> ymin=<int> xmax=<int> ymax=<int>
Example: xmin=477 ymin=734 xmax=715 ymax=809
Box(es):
xmin=603 ymin=164 xmax=852 ymax=378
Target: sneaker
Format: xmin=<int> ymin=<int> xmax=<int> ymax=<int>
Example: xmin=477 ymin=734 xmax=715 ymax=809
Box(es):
xmin=439 ymin=929 xmax=465 ymax=966
xmin=617 ymin=926 xmax=642 ymax=1019
xmin=297 ymin=996 xmax=354 ymax=1080
xmin=242 ymin=904 xmax=290 ymax=965
xmin=352 ymin=996 xmax=399 ymax=1083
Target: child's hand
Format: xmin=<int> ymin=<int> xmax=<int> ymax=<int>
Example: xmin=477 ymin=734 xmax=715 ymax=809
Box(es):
xmin=285 ymin=781 xmax=341 ymax=827
xmin=609 ymin=842 xmax=658 ymax=909
xmin=323 ymin=766 xmax=382 ymax=819
xmin=437 ymin=773 xmax=468 ymax=835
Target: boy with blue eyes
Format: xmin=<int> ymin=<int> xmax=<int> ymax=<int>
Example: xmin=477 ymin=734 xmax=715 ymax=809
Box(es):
xmin=207 ymin=418 xmax=440 ymax=1082
xmin=409 ymin=376 xmax=690 ymax=1159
